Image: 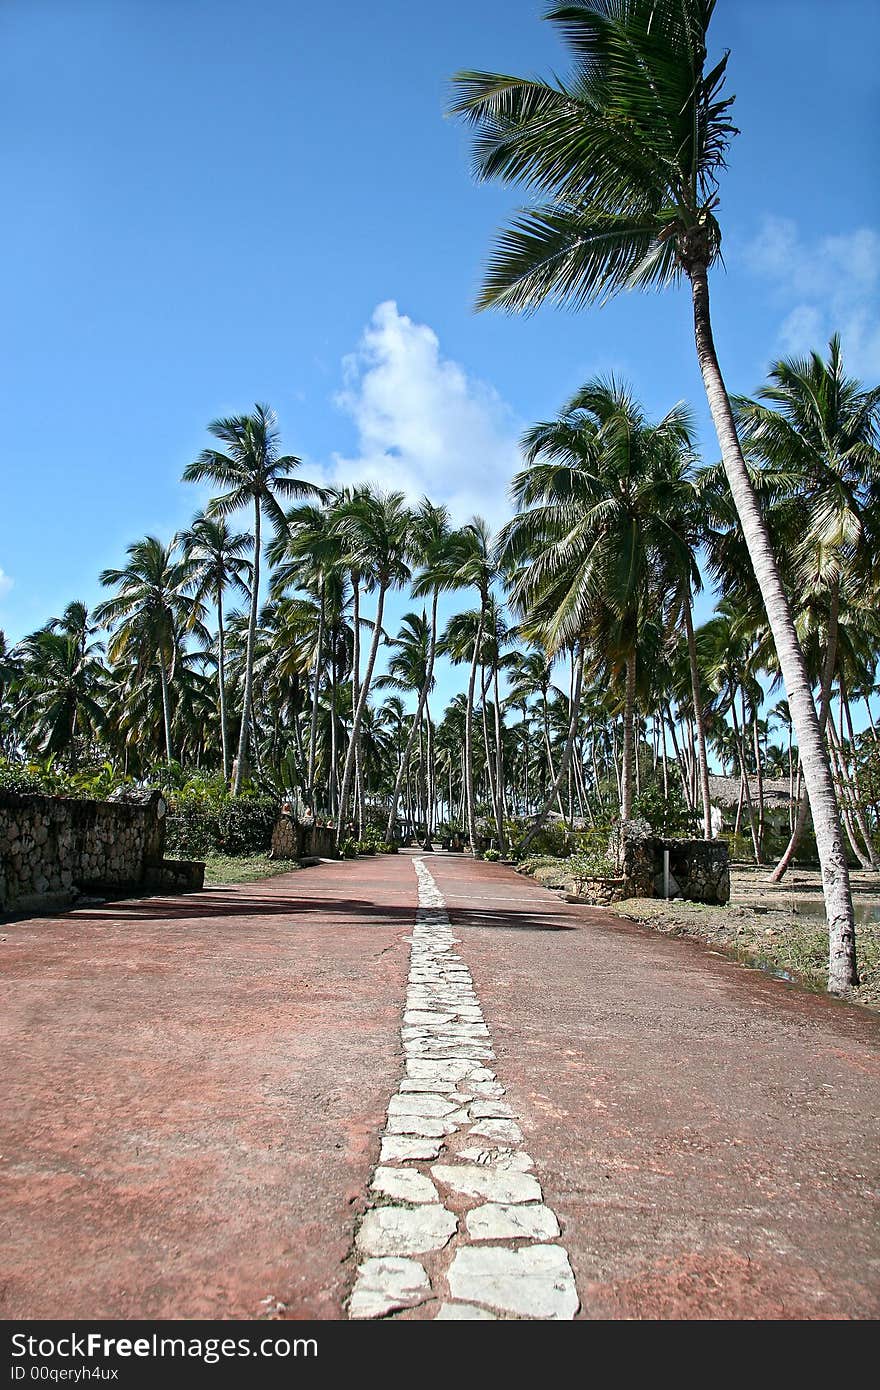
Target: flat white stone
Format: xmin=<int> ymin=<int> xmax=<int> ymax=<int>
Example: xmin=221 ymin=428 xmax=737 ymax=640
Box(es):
xmin=357 ymin=1204 xmax=457 ymax=1257
xmin=388 ymin=1093 xmax=457 ymax=1118
xmin=371 ymin=1167 xmax=440 ymax=1204
xmin=447 ymin=1245 xmax=578 ymax=1320
xmin=468 ymin=1067 xmax=497 ymax=1082
xmin=380 ymin=1136 xmax=442 ymax=1163
xmin=470 ymin=1081 xmax=505 ymax=1098
xmin=469 ymin=1119 xmax=523 ymax=1144
xmin=431 ymin=1163 xmax=543 ymax=1205
xmin=404 ymin=1011 xmax=454 ymax=1025
xmin=469 ymin=1100 xmax=516 ymax=1119
xmin=406 ymin=1059 xmax=472 ymax=1082
xmin=349 ymin=1257 xmax=430 ymax=1320
xmin=399 ymin=1079 xmax=456 ymax=1093
xmin=458 ymin=1147 xmax=534 ymax=1172
xmin=386 ymin=1114 xmax=456 ymax=1138
xmin=465 ymin=1203 xmax=560 ymax=1241
xmin=436 ymin=1303 xmax=498 ymax=1320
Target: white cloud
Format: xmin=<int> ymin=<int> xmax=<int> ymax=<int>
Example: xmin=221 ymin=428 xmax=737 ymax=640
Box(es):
xmin=324 ymin=301 xmax=521 ymax=523
xmin=0 ymin=567 xmax=13 ymax=602
xmin=742 ymin=217 xmax=880 ymax=377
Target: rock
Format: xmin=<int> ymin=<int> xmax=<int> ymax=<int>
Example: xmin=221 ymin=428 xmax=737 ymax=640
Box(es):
xmin=357 ymin=1205 xmax=457 ymax=1257
xmin=348 ymin=1257 xmax=431 ymax=1319
xmin=431 ymin=1163 xmax=543 ymax=1205
xmin=469 ymin=1119 xmax=524 ymax=1144
xmin=371 ymin=1167 xmax=439 ymax=1204
xmin=465 ymin=1203 xmax=560 ymax=1241
xmin=447 ymin=1245 xmax=578 ymax=1320
xmin=379 ymin=1136 xmax=443 ymax=1163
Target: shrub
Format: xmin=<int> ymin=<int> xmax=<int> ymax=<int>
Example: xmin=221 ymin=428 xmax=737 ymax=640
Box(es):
xmin=164 ymin=790 xmax=278 ymax=857
xmin=483 ymin=847 xmax=501 ymax=862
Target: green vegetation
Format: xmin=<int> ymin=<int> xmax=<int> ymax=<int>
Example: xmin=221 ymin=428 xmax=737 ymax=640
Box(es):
xmin=203 ymin=853 xmax=298 ymax=887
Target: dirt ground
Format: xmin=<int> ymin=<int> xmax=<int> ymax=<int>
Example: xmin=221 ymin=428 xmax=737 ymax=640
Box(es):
xmin=612 ymin=863 xmax=880 ymax=1011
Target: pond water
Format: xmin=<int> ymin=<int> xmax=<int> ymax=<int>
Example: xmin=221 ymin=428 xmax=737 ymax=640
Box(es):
xmin=788 ymin=898 xmax=880 ymax=927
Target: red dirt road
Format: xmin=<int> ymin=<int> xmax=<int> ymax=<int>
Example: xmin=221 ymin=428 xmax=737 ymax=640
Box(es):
xmin=0 ymin=858 xmax=413 ymax=1320
xmin=428 ymin=855 xmax=880 ymax=1320
xmin=2 ymin=850 xmax=879 ymax=1320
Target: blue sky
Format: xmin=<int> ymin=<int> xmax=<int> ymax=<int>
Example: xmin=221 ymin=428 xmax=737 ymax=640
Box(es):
xmin=1 ymin=0 xmax=878 ymax=712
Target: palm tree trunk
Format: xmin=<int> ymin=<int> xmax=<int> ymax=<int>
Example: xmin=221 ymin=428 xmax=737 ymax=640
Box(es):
xmin=336 ymin=584 xmax=386 ymax=848
xmin=216 ymin=588 xmax=230 ymax=783
xmin=770 ymin=583 xmax=839 ymax=881
xmin=464 ymin=604 xmax=485 ymax=856
xmin=518 ymin=647 xmax=584 ymax=857
xmin=158 ymin=654 xmax=173 ymax=764
xmin=689 ymin=261 xmax=857 ymax=992
xmin=307 ymin=578 xmax=324 ymax=805
xmin=839 ymin=673 xmax=878 ymax=867
xmin=385 ymin=588 xmax=439 ymax=843
xmin=233 ymin=495 xmax=260 ymax=796
xmin=683 ymin=594 xmax=712 ymax=838
xmin=621 ymin=652 xmax=636 ymax=822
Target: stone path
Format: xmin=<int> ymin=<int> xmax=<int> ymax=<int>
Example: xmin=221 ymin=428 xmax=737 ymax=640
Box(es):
xmin=349 ymin=858 xmax=578 ymax=1320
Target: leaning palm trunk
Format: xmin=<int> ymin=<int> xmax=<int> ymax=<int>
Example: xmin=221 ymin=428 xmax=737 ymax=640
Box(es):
xmin=689 ymin=263 xmax=857 ymax=991
xmin=233 ymin=496 xmax=261 ymax=796
xmin=517 ymin=648 xmax=584 ymax=858
xmin=385 ymin=589 xmax=440 ymax=843
xmin=770 ymin=585 xmax=839 ymax=881
xmin=158 ymin=654 xmax=173 ymax=764
xmin=683 ymin=596 xmax=713 ymax=838
xmin=336 ymin=585 xmax=386 ymax=848
xmin=839 ymin=675 xmax=878 ymax=867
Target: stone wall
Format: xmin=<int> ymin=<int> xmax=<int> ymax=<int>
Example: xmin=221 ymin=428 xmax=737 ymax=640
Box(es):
xmin=271 ymin=814 xmax=338 ymax=860
xmin=0 ymin=789 xmax=204 ymax=914
xmin=620 ymin=828 xmax=730 ymax=905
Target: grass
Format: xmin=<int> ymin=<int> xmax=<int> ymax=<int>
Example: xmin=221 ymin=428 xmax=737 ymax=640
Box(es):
xmin=203 ymin=853 xmax=300 ymax=886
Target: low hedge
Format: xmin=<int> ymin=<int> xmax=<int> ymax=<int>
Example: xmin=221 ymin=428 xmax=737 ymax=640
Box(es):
xmin=164 ymin=794 xmax=278 ymax=858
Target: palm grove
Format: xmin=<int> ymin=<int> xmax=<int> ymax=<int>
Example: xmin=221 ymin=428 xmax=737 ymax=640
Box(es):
xmin=2 ymin=2 xmax=879 ymax=994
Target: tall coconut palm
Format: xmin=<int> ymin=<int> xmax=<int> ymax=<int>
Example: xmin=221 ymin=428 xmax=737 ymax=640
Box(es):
xmin=15 ymin=626 xmax=106 ymax=766
xmin=440 ymin=518 xmax=495 ymax=856
xmin=97 ymin=536 xmax=206 ymax=764
xmin=330 ymin=489 xmax=412 ymax=845
xmin=500 ymin=377 xmax=697 ymax=842
xmin=268 ymin=500 xmax=343 ymax=808
xmin=180 ymin=512 xmax=253 ymax=782
xmin=383 ymin=502 xmax=458 ymax=843
xmin=732 ymin=337 xmax=880 ymax=880
xmin=182 ymin=403 xmax=322 ymax=794
xmin=450 ymin=0 xmax=858 ymax=991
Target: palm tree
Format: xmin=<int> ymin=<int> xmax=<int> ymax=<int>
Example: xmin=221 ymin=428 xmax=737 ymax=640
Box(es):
xmin=383 ymin=501 xmax=458 ymax=843
xmin=180 ymin=512 xmax=253 ymax=782
xmin=268 ymin=500 xmax=343 ymax=809
xmin=182 ymin=403 xmax=322 ymax=794
xmin=439 ymin=519 xmax=495 ymax=856
xmin=500 ymin=377 xmax=697 ymax=841
xmin=732 ymin=337 xmax=880 ymax=880
xmin=15 ymin=626 xmax=106 ymax=766
xmin=97 ymin=536 xmax=206 ymax=765
xmin=330 ymin=489 xmax=412 ymax=845
xmin=450 ymin=0 xmax=858 ymax=991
